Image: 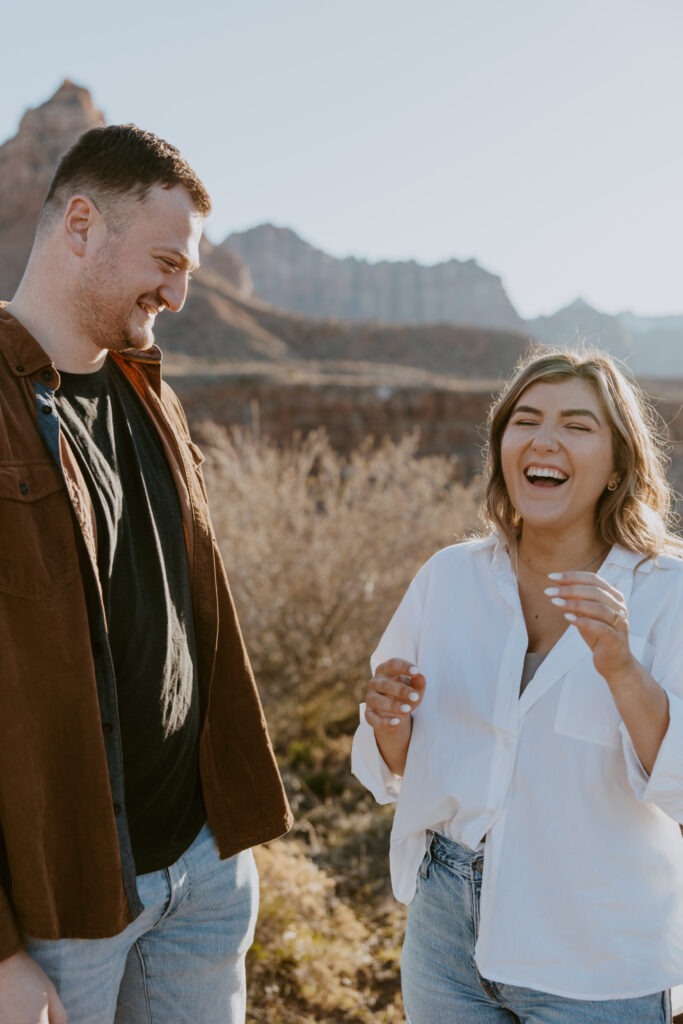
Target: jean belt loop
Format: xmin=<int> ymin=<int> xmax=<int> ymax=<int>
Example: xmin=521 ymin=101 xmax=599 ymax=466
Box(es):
xmin=420 ymin=830 xmax=435 ymax=879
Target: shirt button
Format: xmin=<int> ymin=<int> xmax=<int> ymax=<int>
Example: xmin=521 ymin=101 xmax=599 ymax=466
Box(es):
xmin=102 ymin=722 xmax=113 ymax=735
xmin=41 ymin=405 xmax=52 ymax=415
xmin=19 ymin=481 xmax=29 ymax=495
xmin=503 ymin=737 xmax=514 ymax=749
xmin=113 ymin=803 xmax=122 ymax=815
xmin=41 ymin=370 xmax=54 ymax=382
xmin=93 ymin=642 xmax=104 ymax=654
xmin=15 ymin=364 xmax=25 ymax=373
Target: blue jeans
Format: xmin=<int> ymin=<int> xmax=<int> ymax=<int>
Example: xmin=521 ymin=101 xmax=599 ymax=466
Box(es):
xmin=24 ymin=823 xmax=259 ymax=1024
xmin=402 ymin=832 xmax=671 ymax=1024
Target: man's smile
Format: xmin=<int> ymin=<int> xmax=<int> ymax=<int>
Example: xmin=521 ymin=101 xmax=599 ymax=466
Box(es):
xmin=137 ymin=300 xmax=162 ymax=318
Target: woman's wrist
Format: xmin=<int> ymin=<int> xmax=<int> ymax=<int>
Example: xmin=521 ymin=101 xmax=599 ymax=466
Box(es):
xmin=375 ymin=715 xmax=413 ymax=776
xmin=601 ymin=653 xmax=646 ymax=695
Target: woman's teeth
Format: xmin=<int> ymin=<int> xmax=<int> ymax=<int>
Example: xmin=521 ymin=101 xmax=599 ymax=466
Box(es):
xmin=524 ymin=467 xmax=568 ymax=486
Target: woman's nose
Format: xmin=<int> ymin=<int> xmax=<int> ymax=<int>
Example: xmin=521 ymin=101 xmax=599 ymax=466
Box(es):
xmin=530 ymin=425 xmax=560 ymax=451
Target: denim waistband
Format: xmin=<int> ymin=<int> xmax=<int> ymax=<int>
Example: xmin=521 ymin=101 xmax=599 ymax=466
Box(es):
xmin=428 ymin=831 xmax=484 ymax=875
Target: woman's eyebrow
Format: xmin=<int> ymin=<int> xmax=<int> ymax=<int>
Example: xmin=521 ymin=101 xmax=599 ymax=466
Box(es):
xmin=561 ymin=408 xmax=601 ymax=425
xmin=512 ymin=404 xmax=601 ymax=425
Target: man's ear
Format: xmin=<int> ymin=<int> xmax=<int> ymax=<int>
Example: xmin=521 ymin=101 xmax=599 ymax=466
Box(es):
xmin=63 ymin=195 xmax=102 ymax=256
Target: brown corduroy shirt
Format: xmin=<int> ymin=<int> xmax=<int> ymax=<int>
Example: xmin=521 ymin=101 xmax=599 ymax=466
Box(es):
xmin=0 ymin=308 xmax=292 ymax=961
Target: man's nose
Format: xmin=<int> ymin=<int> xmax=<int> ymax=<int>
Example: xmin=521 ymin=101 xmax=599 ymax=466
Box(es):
xmin=161 ymin=271 xmax=190 ymax=313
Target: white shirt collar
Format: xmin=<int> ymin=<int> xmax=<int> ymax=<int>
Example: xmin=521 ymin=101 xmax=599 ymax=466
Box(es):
xmin=480 ymin=529 xmax=656 ymax=582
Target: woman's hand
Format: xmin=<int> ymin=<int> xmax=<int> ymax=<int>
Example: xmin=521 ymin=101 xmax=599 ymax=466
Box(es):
xmin=0 ymin=950 xmax=66 ymax=1024
xmin=365 ymin=658 xmax=425 ymax=730
xmin=544 ymin=571 xmax=632 ymax=682
xmin=364 ymin=659 xmax=425 ymax=776
xmin=545 ymin=570 xmax=669 ymax=772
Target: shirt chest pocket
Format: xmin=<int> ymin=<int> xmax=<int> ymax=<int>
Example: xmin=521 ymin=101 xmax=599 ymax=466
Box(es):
xmin=553 ymin=635 xmax=654 ymax=750
xmin=186 ymin=440 xmax=209 ymax=503
xmin=0 ymin=460 xmax=79 ymax=600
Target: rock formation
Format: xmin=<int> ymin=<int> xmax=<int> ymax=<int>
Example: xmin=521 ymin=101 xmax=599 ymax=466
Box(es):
xmin=198 ymin=236 xmax=253 ymax=295
xmin=617 ymin=312 xmax=683 ymax=378
xmin=222 ymin=228 xmax=683 ymax=378
xmin=527 ymin=298 xmax=634 ymax=362
xmin=223 ymin=224 xmax=525 ymax=331
xmin=0 ymin=80 xmax=105 ymax=297
xmin=528 ymin=299 xmax=683 ymax=378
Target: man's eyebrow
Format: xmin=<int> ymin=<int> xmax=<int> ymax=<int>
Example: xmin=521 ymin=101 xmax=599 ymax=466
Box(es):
xmin=512 ymin=404 xmax=601 ymax=425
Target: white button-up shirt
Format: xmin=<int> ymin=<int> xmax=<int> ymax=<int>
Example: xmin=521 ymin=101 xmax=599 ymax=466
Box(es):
xmin=351 ymin=535 xmax=683 ymax=1000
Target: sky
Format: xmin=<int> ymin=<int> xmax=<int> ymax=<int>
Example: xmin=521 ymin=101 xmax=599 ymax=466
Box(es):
xmin=1 ymin=0 xmax=682 ymax=319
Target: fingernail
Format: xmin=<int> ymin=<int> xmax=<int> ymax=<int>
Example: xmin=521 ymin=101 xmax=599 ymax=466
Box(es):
xmin=390 ymin=717 xmax=400 ymax=725
xmin=548 ymin=572 xmax=563 ymax=579
xmin=409 ymin=666 xmax=420 ymax=675
xmin=544 ymin=587 xmax=559 ymax=595
xmin=400 ymin=704 xmax=411 ymax=713
xmin=408 ymin=691 xmax=419 ymax=701
xmin=564 ymin=613 xmax=577 ymax=621
xmin=551 ymin=597 xmax=566 ymax=606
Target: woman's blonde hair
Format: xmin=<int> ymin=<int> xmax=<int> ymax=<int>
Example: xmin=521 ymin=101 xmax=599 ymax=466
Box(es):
xmin=482 ymin=347 xmax=683 ymax=560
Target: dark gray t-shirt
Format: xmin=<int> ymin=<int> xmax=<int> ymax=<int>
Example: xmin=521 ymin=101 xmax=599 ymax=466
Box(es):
xmin=520 ymin=651 xmax=548 ymax=696
xmin=55 ymin=357 xmax=205 ymax=873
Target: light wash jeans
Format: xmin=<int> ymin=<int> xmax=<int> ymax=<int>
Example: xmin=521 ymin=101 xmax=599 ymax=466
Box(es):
xmin=402 ymin=831 xmax=672 ymax=1024
xmin=24 ymin=822 xmax=259 ymax=1024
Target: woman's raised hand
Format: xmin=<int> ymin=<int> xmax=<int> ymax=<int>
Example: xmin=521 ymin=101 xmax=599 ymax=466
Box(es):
xmin=545 ymin=569 xmax=671 ymax=774
xmin=364 ymin=659 xmax=426 ymax=776
xmin=365 ymin=659 xmax=425 ymax=730
xmin=544 ymin=571 xmax=632 ymax=681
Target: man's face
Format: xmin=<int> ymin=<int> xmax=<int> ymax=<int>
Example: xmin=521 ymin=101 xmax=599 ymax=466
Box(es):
xmin=74 ymin=183 xmax=203 ymax=353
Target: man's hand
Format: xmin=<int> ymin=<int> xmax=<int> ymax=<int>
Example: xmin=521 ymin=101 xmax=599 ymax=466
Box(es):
xmin=0 ymin=950 xmax=66 ymax=1024
xmin=364 ymin=658 xmax=425 ymax=776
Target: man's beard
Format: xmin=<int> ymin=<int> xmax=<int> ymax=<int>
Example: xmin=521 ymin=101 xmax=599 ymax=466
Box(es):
xmin=72 ymin=245 xmax=156 ymax=353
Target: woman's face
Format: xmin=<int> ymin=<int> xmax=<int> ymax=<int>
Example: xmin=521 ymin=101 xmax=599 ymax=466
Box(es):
xmin=500 ymin=377 xmax=617 ymax=538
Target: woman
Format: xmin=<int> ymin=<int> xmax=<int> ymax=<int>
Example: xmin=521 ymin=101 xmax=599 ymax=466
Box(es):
xmin=352 ymin=349 xmax=683 ymax=1023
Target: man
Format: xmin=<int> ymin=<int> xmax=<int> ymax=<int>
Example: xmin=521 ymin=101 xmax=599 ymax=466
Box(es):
xmin=0 ymin=125 xmax=292 ymax=1023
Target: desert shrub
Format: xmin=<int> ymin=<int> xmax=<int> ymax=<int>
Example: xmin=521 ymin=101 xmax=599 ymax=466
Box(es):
xmin=198 ymin=428 xmax=481 ymax=1020
xmin=198 ymin=426 xmax=481 ymax=743
xmin=248 ymin=840 xmax=405 ymax=1023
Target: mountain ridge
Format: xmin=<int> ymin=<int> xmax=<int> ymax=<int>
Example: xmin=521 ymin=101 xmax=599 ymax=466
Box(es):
xmin=2 ymin=81 xmax=681 ymax=378
xmin=223 ymin=223 xmax=525 ymax=331
xmin=223 ymin=224 xmax=683 ymax=376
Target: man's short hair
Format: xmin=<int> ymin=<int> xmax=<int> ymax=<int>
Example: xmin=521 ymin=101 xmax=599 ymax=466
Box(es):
xmin=40 ymin=123 xmax=212 ymax=229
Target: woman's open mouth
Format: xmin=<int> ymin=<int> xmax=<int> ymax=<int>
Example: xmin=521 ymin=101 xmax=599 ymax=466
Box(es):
xmin=524 ymin=466 xmax=569 ymax=488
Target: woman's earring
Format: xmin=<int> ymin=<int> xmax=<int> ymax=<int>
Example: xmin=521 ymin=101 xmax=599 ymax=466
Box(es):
xmin=606 ymin=479 xmax=619 ymax=492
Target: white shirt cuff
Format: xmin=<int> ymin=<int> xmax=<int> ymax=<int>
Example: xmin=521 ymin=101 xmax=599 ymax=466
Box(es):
xmin=620 ymin=723 xmax=651 ymax=796
xmin=621 ymin=689 xmax=683 ymax=821
xmin=351 ymin=705 xmax=403 ymax=804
